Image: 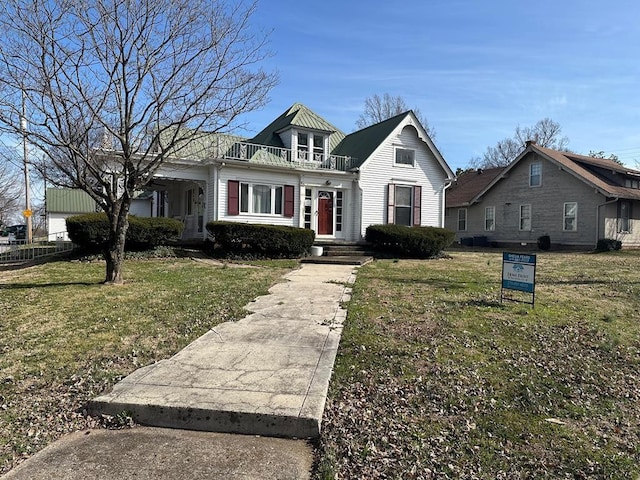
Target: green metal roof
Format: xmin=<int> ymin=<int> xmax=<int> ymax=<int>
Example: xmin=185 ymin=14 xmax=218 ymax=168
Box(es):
xmin=251 ymin=103 xmax=346 ymax=151
xmin=46 ymin=188 xmax=96 ymax=213
xmin=332 ymin=111 xmax=409 ymax=168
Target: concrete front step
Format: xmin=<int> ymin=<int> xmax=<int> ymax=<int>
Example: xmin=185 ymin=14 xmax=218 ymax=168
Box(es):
xmin=301 ymin=255 xmax=373 ymax=266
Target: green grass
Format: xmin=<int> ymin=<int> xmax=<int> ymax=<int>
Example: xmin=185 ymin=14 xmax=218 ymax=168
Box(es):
xmin=0 ymin=257 xmax=295 ymax=473
xmin=318 ymin=250 xmax=640 ymax=479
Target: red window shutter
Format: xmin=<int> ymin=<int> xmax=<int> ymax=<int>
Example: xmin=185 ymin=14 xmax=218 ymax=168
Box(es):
xmin=228 ymin=180 xmax=239 ymax=215
xmin=413 ymin=185 xmax=422 ymax=226
xmin=387 ymin=184 xmax=395 ymax=224
xmin=284 ymin=185 xmax=295 ymax=217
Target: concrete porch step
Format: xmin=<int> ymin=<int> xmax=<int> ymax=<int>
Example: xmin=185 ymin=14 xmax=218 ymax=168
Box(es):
xmin=301 ymin=255 xmax=373 ymax=266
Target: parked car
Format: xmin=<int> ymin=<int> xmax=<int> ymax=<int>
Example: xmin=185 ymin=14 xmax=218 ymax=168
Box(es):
xmin=5 ymin=224 xmax=27 ymax=243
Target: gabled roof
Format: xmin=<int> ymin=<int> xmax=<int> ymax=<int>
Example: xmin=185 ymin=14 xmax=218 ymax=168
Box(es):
xmin=445 ymin=167 xmax=505 ymax=207
xmin=46 ymin=188 xmax=96 ymax=213
xmin=469 ymin=143 xmax=640 ymax=203
xmin=332 ymin=112 xmax=407 ymax=168
xmin=333 ymin=110 xmax=453 ymax=176
xmin=250 ymin=103 xmax=346 ymax=151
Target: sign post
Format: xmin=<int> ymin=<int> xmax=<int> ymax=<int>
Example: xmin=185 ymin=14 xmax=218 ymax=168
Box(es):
xmin=501 ymin=252 xmax=537 ymax=307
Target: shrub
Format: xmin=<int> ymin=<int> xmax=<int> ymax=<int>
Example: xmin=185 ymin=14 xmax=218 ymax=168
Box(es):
xmin=206 ymin=221 xmax=315 ymax=258
xmin=126 ymin=216 xmax=184 ymax=250
xmin=537 ymin=235 xmax=551 ymax=251
xmin=66 ymin=213 xmax=183 ymax=251
xmin=595 ymin=238 xmax=622 ymax=252
xmin=365 ymin=224 xmax=455 ymax=258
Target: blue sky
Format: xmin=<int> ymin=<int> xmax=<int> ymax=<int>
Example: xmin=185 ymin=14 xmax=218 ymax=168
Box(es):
xmin=241 ymin=0 xmax=640 ymax=171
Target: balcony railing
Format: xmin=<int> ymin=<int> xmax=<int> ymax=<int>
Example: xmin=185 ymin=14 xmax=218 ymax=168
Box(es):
xmin=218 ymin=141 xmax=354 ymax=172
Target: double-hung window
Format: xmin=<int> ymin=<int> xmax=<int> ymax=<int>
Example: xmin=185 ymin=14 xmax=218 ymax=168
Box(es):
xmin=240 ymin=183 xmax=283 ymax=215
xmin=619 ymin=200 xmax=631 ymax=233
xmin=485 ymin=206 xmax=495 ymax=231
xmin=458 ymin=208 xmax=467 ymax=231
xmin=395 ymin=186 xmax=413 ymax=226
xmin=519 ymin=204 xmax=532 ymax=231
xmin=529 ymin=162 xmax=542 ymax=187
xmin=563 ymin=202 xmax=577 ymax=231
xmin=297 ymin=132 xmax=309 ymax=160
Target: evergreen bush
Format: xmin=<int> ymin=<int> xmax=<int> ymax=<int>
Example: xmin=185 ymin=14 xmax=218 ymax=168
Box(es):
xmin=206 ymin=221 xmax=315 ymax=258
xmin=365 ymin=224 xmax=454 ymax=258
xmin=66 ymin=213 xmax=183 ymax=251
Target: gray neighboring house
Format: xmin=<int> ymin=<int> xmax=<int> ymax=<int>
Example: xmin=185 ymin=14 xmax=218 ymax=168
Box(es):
xmin=445 ymin=141 xmax=640 ymax=249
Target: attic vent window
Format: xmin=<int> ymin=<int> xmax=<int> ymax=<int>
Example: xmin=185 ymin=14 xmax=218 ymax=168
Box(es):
xmin=395 ymin=148 xmax=415 ymax=167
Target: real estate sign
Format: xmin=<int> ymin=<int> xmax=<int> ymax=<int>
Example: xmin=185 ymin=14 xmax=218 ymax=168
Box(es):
xmin=501 ymin=252 xmax=537 ymax=305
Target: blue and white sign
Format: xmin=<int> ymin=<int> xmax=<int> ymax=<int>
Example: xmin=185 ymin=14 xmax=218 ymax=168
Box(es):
xmin=502 ymin=252 xmax=536 ymax=294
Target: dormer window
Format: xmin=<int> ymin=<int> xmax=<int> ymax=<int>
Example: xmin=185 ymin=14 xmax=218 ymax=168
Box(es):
xmin=297 ymin=132 xmax=309 ymax=160
xmin=297 ymin=131 xmax=326 ymax=162
xmin=313 ymin=134 xmax=324 ymax=161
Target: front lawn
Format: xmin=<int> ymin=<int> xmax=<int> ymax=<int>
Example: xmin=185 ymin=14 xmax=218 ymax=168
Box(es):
xmin=0 ymin=257 xmax=296 ymax=474
xmin=317 ymin=250 xmax=640 ymax=479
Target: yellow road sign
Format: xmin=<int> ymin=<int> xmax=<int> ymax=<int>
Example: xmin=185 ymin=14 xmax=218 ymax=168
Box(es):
xmin=23 ymin=209 xmax=32 ymax=218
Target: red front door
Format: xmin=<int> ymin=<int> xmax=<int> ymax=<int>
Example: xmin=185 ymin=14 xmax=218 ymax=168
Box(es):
xmin=318 ymin=191 xmax=334 ymax=235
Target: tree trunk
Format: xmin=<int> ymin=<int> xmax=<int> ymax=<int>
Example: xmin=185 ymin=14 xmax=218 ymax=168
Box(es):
xmin=104 ymin=203 xmax=130 ymax=285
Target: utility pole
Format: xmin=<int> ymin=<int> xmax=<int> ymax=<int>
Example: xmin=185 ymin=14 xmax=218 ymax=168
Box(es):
xmin=21 ymin=90 xmax=32 ymax=243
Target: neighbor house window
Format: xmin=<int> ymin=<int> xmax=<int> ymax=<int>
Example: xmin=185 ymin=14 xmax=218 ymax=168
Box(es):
xmin=395 ymin=148 xmax=415 ymax=166
xmin=563 ymin=202 xmax=577 ymax=231
xmin=619 ymin=200 xmax=631 ymax=233
xmin=529 ymin=162 xmax=542 ymax=187
xmin=458 ymin=208 xmax=467 ymax=231
xmin=485 ymin=206 xmax=495 ymax=231
xmin=519 ymin=204 xmax=532 ymax=231
xmin=231 ymin=181 xmax=291 ymax=216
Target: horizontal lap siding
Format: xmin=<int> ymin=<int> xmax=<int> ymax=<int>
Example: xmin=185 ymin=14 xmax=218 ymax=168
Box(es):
xmin=359 ymin=125 xmax=447 ymax=237
xmin=218 ymin=167 xmax=300 ymax=227
xmin=463 ymin=153 xmax=605 ymax=246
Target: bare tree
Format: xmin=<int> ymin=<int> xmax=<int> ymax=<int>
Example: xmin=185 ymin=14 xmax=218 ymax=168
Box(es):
xmin=471 ymin=118 xmax=569 ymax=168
xmin=588 ymin=150 xmax=623 ymax=165
xmin=0 ymin=0 xmax=277 ymax=283
xmin=0 ymin=149 xmax=22 ymax=228
xmin=356 ymin=93 xmax=436 ymax=139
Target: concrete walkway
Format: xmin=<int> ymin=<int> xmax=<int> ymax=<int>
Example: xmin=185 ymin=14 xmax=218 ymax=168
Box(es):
xmin=2 ymin=263 xmax=357 ymax=479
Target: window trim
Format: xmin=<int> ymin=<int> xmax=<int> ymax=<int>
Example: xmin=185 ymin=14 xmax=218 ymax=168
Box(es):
xmin=563 ymin=202 xmax=578 ymax=232
xmin=458 ymin=208 xmax=467 ymax=231
xmin=529 ymin=162 xmax=542 ymax=187
xmin=484 ymin=206 xmax=495 ymax=231
xmin=230 ymin=181 xmax=292 ymax=217
xmin=519 ymin=204 xmax=532 ymax=231
xmin=618 ymin=200 xmax=631 ymax=233
xmin=394 ymin=147 xmax=416 ymax=167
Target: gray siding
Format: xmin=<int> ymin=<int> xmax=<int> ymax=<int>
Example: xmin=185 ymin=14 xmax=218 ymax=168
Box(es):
xmin=453 ymin=152 xmax=610 ymax=247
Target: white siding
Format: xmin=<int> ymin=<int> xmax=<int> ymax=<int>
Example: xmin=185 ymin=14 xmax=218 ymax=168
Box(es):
xmin=358 ymin=124 xmax=448 ymax=237
xmin=218 ymin=167 xmax=300 ymax=227
xmin=47 ymin=214 xmax=71 ymax=241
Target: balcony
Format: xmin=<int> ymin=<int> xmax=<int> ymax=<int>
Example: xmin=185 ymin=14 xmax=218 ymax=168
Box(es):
xmin=217 ymin=140 xmax=354 ymax=172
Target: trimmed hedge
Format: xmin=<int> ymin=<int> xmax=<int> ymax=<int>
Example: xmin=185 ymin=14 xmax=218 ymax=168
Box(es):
xmin=595 ymin=238 xmax=622 ymax=252
xmin=365 ymin=224 xmax=455 ymax=258
xmin=66 ymin=213 xmax=183 ymax=251
xmin=206 ymin=221 xmax=314 ymax=258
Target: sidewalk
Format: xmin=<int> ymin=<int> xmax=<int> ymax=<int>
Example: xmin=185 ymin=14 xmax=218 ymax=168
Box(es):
xmin=2 ymin=263 xmax=357 ymax=480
